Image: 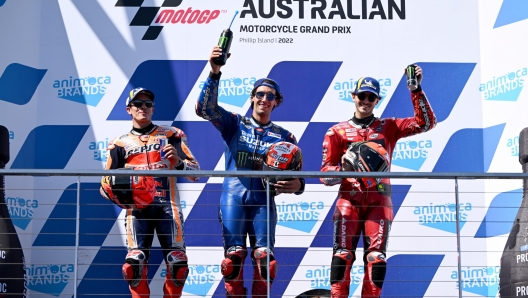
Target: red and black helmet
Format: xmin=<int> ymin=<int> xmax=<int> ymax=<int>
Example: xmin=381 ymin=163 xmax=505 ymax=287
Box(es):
xmin=262 ymin=141 xmax=303 ymax=195
xmin=342 ymin=141 xmax=389 ymax=188
xmin=100 ymin=175 xmax=156 ymax=209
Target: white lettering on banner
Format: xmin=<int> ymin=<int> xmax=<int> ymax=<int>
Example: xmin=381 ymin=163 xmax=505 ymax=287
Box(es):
xmin=480 ymin=68 xmax=527 ymax=100
xmin=239 ymin=135 xmax=272 ymax=148
xmin=341 ymin=218 xmax=346 ymax=247
xmin=460 ymin=277 xmax=498 ymax=288
xmin=0 ymin=283 xmax=6 ymax=293
xmin=451 ymin=266 xmax=500 ymax=292
xmin=518 ymin=286 xmax=528 ymax=296
xmin=57 ymin=86 xmax=107 ymax=97
xmin=333 ymin=222 xmax=338 ymax=249
xmin=307 ymin=265 xmax=363 ymax=289
xmin=0 ymin=251 xmax=5 ymax=259
xmin=415 ymin=203 xmax=472 ymax=224
xmin=306 ymin=266 xmax=331 ymax=288
xmin=374 ymin=219 xmax=385 ymax=249
xmin=516 ymin=253 xmax=528 ymax=263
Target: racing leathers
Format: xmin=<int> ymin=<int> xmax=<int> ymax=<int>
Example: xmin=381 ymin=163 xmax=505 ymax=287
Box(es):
xmin=196 ymin=72 xmax=305 ymax=297
xmin=102 ymin=123 xmax=200 ymax=298
xmin=320 ymin=86 xmax=436 ymax=298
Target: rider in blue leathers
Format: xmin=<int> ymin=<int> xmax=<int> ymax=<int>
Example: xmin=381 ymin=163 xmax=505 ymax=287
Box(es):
xmin=195 ymin=46 xmax=305 ymax=297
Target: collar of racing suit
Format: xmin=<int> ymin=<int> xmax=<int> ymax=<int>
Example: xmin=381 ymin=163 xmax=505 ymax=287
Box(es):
xmin=351 ymin=114 xmax=376 ymax=128
xmin=130 ymin=123 xmax=156 ymax=135
xmin=251 ymin=115 xmax=272 ymax=128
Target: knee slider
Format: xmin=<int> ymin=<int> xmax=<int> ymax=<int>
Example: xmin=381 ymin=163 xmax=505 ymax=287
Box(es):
xmin=122 ymin=250 xmax=147 ymax=287
xmin=366 ymin=251 xmax=387 ymax=289
xmin=221 ymin=246 xmax=247 ymax=280
xmin=254 ymin=247 xmax=278 ymax=281
xmin=166 ymin=250 xmax=189 ymax=287
xmin=330 ymin=249 xmax=354 ymax=285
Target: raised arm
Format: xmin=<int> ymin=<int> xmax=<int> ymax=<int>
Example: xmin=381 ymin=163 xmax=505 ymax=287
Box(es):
xmin=396 ymin=65 xmax=437 ymax=139
xmin=195 ymin=46 xmax=237 ymax=138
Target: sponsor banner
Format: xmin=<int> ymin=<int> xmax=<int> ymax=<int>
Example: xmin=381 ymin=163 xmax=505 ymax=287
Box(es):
xmin=2 ymin=0 xmax=528 ymax=297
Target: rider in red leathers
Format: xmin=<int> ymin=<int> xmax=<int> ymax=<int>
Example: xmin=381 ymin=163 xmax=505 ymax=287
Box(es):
xmin=101 ymin=87 xmax=201 ymax=298
xmin=320 ymin=66 xmax=436 ymax=298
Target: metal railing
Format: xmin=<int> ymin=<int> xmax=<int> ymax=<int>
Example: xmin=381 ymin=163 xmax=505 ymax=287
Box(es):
xmin=1 ymin=169 xmax=525 ymax=298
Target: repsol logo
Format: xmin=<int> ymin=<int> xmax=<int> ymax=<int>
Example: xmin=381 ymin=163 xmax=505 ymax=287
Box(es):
xmin=53 ymin=75 xmax=111 ymax=106
xmin=127 ymin=143 xmax=161 ymax=156
xmin=240 ymin=0 xmax=406 ymax=20
xmin=89 ymin=138 xmax=109 ymax=162
xmin=506 ymin=135 xmax=519 ymax=157
xmin=451 ymin=266 xmax=499 ymax=297
xmin=480 ymin=67 xmax=527 ymax=101
xmin=198 ymin=77 xmax=256 ymax=107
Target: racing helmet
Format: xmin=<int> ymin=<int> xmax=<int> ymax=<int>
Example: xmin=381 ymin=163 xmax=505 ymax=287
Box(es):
xmin=100 ymin=175 xmax=156 ymax=209
xmin=261 ymin=141 xmax=303 ymax=196
xmin=342 ymin=141 xmax=389 ymax=188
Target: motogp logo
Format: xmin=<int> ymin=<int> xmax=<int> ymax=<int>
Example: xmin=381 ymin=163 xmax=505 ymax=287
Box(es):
xmin=115 ymin=0 xmax=224 ymax=40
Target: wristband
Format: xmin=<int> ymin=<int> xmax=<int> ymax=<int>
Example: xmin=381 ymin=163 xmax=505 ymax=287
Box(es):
xmin=209 ymin=71 xmax=222 ymax=80
xmin=411 ymin=84 xmax=423 ymax=93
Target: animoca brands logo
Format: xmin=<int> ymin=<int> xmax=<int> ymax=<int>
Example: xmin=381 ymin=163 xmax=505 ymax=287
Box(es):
xmin=115 ymin=0 xmax=222 ymax=40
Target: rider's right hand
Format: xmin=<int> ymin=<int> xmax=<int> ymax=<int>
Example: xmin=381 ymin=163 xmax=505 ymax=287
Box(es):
xmin=209 ymin=46 xmax=230 ymax=74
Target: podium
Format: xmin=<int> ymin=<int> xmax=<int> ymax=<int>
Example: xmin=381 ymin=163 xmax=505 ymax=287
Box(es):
xmin=499 ymin=127 xmax=528 ymax=297
xmin=0 ymin=125 xmax=27 ymax=297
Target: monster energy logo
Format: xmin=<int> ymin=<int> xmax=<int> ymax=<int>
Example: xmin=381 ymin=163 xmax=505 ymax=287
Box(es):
xmin=406 ymin=65 xmax=414 ymax=77
xmin=218 ymin=36 xmax=229 ymax=48
xmin=237 ymin=151 xmax=250 ymax=167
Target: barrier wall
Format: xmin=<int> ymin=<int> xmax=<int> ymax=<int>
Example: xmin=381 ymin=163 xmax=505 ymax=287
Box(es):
xmin=1 ymin=0 xmax=528 ymax=297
